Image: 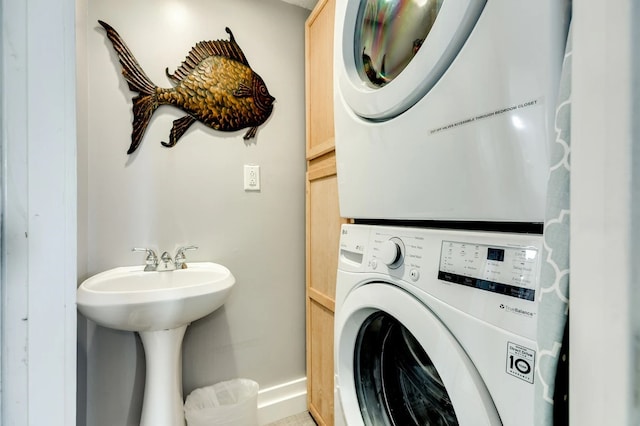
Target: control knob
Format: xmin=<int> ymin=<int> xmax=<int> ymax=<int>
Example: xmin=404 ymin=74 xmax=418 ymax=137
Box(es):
xmin=379 ymin=238 xmax=404 ymax=268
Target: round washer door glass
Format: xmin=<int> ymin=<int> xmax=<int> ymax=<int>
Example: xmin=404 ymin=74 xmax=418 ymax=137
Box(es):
xmin=334 ymin=282 xmax=501 ymax=426
xmin=355 ymin=0 xmax=444 ymax=88
xmin=355 ymin=311 xmax=458 ymax=425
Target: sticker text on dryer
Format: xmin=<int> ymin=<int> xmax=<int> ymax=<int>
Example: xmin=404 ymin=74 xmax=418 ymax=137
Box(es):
xmin=429 ymin=99 xmax=539 ymax=135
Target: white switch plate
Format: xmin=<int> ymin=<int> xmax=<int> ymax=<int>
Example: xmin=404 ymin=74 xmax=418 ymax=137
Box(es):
xmin=244 ymin=164 xmax=260 ymax=191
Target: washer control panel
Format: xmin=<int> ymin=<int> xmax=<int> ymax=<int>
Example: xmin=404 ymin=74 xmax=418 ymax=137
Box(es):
xmin=438 ymin=241 xmax=538 ymax=301
xmin=338 ymin=224 xmax=543 ymax=339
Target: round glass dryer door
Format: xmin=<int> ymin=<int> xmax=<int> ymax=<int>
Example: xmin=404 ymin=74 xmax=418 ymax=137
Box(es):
xmin=336 ymin=0 xmax=487 ymax=119
xmin=355 ymin=0 xmax=444 ymax=88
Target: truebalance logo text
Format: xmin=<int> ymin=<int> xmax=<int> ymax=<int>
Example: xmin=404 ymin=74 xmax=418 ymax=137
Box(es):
xmin=499 ymin=304 xmax=536 ymax=318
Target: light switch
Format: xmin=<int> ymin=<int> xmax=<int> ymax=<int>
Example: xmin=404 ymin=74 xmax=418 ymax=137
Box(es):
xmin=244 ymin=164 xmax=260 ymax=191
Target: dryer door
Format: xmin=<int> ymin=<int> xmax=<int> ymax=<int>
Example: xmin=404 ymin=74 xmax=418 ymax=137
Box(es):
xmin=335 ymin=282 xmax=501 ymax=425
xmin=336 ymin=0 xmax=486 ymax=120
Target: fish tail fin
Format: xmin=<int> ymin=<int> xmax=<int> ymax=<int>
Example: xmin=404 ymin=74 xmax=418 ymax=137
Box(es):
xmin=99 ymin=20 xmax=159 ymax=154
xmin=99 ymin=20 xmax=156 ymax=95
xmin=129 ymin=94 xmax=157 ymax=154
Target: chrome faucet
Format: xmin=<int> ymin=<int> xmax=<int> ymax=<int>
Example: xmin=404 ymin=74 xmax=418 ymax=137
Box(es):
xmin=133 ymin=245 xmax=198 ymax=271
xmin=157 ymin=251 xmax=175 ymax=271
xmin=132 ymin=248 xmax=158 ymax=271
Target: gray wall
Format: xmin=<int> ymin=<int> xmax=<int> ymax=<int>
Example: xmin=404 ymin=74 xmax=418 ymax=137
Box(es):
xmin=76 ymin=0 xmax=308 ymax=424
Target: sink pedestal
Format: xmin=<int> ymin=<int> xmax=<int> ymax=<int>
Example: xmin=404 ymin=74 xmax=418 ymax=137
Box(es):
xmin=139 ymin=325 xmax=188 ymax=426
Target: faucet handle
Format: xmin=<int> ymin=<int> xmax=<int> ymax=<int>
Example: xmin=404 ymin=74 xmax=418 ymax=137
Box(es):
xmin=132 ymin=248 xmax=158 ymax=271
xmin=174 ymin=245 xmax=198 ymax=269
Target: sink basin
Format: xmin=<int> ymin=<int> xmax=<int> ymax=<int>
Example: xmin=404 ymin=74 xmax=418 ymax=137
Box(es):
xmin=77 ymin=261 xmax=236 ymax=426
xmin=77 ymin=262 xmax=235 ymax=331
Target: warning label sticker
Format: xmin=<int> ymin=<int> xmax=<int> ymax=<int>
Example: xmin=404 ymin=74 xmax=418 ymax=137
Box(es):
xmin=506 ymin=342 xmax=535 ymax=384
xmin=429 ymin=98 xmax=540 ymax=135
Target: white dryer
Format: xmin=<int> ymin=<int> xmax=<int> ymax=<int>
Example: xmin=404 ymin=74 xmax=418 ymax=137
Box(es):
xmin=335 ymin=224 xmax=543 ymax=425
xmin=334 ymin=0 xmax=570 ymax=222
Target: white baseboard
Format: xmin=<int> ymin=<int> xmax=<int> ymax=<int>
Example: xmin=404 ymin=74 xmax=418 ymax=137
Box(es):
xmin=257 ymin=377 xmax=307 ymax=425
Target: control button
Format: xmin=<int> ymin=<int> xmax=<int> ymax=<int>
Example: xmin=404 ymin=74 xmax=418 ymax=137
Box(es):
xmin=371 ymin=259 xmax=378 ymax=270
xmin=379 ymin=240 xmax=401 ymax=266
xmin=409 ymin=269 xmax=420 ymax=281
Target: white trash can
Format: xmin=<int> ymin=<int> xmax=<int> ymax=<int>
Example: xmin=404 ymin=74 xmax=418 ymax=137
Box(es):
xmin=184 ymin=379 xmax=259 ymax=426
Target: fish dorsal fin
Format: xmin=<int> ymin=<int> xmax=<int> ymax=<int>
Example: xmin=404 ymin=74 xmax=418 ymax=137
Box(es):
xmin=166 ymin=27 xmax=249 ymax=84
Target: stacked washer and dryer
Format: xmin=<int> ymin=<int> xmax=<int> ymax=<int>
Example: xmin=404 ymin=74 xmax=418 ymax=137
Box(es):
xmin=332 ymin=1 xmax=570 ymax=425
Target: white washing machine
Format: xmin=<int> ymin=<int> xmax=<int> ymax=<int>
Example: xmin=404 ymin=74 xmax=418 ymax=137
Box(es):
xmin=334 ymin=0 xmax=570 ymax=222
xmin=335 ymin=224 xmax=543 ymax=425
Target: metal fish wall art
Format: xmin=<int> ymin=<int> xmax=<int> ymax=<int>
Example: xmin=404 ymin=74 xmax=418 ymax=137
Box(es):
xmin=99 ymin=20 xmax=275 ymax=154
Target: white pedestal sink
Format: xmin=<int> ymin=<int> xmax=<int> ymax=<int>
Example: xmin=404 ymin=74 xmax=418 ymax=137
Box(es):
xmin=77 ymin=262 xmax=235 ymax=426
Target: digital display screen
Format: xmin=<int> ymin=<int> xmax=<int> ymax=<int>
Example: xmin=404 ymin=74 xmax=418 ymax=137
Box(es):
xmin=487 ymin=248 xmax=505 ymax=262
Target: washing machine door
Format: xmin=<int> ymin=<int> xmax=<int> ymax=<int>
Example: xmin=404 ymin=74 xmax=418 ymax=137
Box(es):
xmin=336 ymin=0 xmax=487 ymax=120
xmin=336 ymin=282 xmax=501 ymax=425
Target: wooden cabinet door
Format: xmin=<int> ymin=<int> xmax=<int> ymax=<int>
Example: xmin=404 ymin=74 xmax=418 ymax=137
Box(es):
xmin=306 ymin=152 xmax=345 ymax=426
xmin=306 ymin=0 xmax=335 ymax=158
xmin=305 ymin=1 xmax=343 ymax=425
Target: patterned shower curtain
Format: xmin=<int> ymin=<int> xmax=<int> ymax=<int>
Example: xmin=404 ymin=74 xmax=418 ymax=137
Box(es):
xmin=534 ymin=22 xmax=572 ymax=426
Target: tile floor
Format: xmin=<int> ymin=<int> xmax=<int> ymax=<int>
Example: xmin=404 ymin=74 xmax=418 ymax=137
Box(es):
xmin=265 ymin=411 xmax=317 ymax=426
